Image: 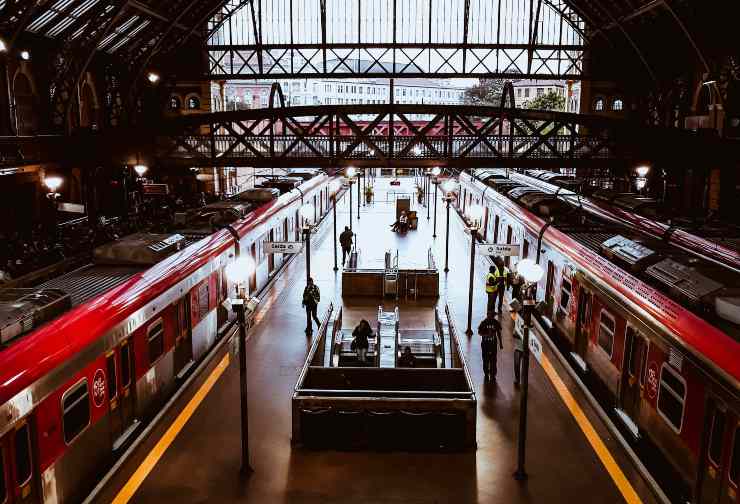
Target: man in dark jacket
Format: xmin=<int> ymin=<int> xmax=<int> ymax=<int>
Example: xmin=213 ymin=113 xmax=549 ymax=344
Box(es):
xmin=478 ymin=315 xmax=503 ymax=382
xmin=339 ymin=226 xmax=353 ymax=266
xmin=302 ymin=277 xmax=321 ymax=334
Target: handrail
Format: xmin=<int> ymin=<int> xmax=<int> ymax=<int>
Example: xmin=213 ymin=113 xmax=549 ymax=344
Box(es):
xmin=445 ymin=304 xmax=476 ymax=396
xmin=294 ymin=301 xmax=334 ymax=391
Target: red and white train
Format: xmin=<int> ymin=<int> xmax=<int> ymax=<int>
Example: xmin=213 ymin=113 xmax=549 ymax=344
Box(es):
xmin=0 ymin=173 xmax=336 ymax=503
xmin=459 ymin=170 xmax=740 ymax=504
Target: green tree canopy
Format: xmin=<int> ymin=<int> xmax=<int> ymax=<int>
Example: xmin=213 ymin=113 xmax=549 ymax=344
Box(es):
xmin=526 ymin=90 xmax=566 ymax=112
xmin=464 ymin=78 xmax=505 ymax=106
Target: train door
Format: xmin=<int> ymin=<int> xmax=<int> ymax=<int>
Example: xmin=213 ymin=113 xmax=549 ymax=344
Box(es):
xmin=619 ymin=326 xmax=647 ymax=429
xmin=216 ymin=269 xmax=228 ymax=328
xmin=482 ymin=208 xmax=489 ymax=241
xmin=112 ymin=338 xmax=137 ymax=450
xmin=699 ymin=401 xmax=737 ymax=504
xmin=174 ymin=296 xmax=194 ymax=378
xmin=1 ymin=419 xmax=37 ymax=503
xmin=574 ymin=288 xmax=591 ymax=362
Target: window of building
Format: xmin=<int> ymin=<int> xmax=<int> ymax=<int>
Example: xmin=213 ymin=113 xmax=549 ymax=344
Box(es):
xmin=559 ymin=277 xmax=572 ymax=311
xmin=612 ymin=98 xmax=624 ymax=111
xmin=62 ymin=380 xmax=90 ymax=444
xmin=537 ymin=88 xmax=544 ymax=97
xmin=730 ymin=426 xmax=740 ymax=486
xmin=187 ymin=96 xmax=200 ymax=110
xmin=147 ymin=318 xmax=165 ymax=364
xmin=657 ymin=364 xmax=686 ymax=432
xmin=358 ymin=86 xmax=363 ymax=94
xmin=708 ymin=409 xmax=726 ymax=466
xmin=593 ymin=98 xmax=605 ymax=111
xmin=169 ymin=96 xmax=181 ymax=109
xmin=525 ymin=88 xmax=530 ymax=98
xmin=597 ymin=310 xmax=615 ymax=357
xmin=517 ymin=88 xmax=522 ymax=97
xmin=106 ymin=353 xmax=117 ymax=401
xmin=14 ymin=423 xmax=32 ymax=486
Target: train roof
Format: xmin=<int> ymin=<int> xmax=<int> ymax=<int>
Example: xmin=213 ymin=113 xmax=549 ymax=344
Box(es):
xmin=0 ymin=175 xmax=329 ymax=411
xmin=463 ymin=171 xmax=740 ymax=389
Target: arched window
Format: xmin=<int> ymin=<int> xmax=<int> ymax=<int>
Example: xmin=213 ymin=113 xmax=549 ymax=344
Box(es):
xmin=612 ymin=98 xmax=624 ymax=111
xmin=13 ymin=73 xmax=38 ymax=135
xmin=593 ymin=98 xmax=605 ymax=112
xmin=170 ymin=96 xmax=181 ymax=110
xmin=187 ymin=96 xmax=200 ymax=110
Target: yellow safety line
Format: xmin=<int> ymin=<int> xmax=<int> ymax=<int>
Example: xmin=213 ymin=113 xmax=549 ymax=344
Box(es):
xmin=111 ymin=353 xmax=231 ymax=504
xmin=540 ymin=354 xmax=643 ymax=504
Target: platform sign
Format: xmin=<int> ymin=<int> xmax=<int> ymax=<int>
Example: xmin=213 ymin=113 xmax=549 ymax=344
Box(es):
xmin=477 ymin=243 xmax=520 ymax=257
xmin=528 ymin=332 xmax=543 ymax=364
xmin=264 ymin=241 xmax=303 ymax=254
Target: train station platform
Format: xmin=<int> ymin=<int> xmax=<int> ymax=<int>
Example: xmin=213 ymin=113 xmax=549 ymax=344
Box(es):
xmin=105 ymin=177 xmax=660 ymax=504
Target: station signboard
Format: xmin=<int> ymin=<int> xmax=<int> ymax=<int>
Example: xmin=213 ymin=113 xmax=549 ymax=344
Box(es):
xmin=264 ymin=241 xmax=303 ymax=254
xmin=528 ymin=333 xmax=543 ymax=364
xmin=477 ymin=243 xmax=520 ymax=257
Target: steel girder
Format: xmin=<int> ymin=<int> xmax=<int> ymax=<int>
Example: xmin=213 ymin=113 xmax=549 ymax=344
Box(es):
xmin=154 ymin=103 xmax=634 ymax=169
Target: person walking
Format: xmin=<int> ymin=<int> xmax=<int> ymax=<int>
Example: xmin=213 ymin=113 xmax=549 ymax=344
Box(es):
xmin=478 ymin=314 xmax=503 ymax=382
xmin=339 ymin=226 xmax=353 ymax=266
xmin=302 ymin=277 xmax=322 ymax=334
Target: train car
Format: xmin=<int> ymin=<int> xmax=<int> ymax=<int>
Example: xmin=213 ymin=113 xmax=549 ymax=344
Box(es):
xmin=0 ymin=174 xmax=337 ymax=504
xmin=459 ymin=171 xmax=740 ymax=504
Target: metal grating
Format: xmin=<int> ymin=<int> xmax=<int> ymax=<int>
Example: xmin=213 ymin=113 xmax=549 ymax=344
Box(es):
xmin=38 ymin=264 xmax=142 ymax=306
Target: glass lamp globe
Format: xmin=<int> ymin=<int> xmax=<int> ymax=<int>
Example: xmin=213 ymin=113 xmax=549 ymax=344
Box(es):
xmin=225 ymin=256 xmax=255 ymax=286
xmin=517 ymin=259 xmax=544 ymax=284
xmin=44 ymin=176 xmax=63 ymax=192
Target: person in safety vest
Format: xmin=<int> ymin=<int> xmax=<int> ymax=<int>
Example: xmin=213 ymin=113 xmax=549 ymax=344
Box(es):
xmin=485 ymin=256 xmax=510 ymax=314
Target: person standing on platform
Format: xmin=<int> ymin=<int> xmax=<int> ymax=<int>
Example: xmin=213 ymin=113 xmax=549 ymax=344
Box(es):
xmin=492 ymin=256 xmax=510 ymax=313
xmin=339 ymin=226 xmax=353 ymax=266
xmin=302 ymin=277 xmax=322 ymax=335
xmin=485 ymin=265 xmax=498 ymax=314
xmin=478 ymin=314 xmax=503 ymax=382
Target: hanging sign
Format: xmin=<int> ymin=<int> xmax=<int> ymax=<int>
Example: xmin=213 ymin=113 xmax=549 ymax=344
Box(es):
xmin=264 ymin=241 xmax=303 ymax=254
xmin=477 ymin=243 xmax=520 ymax=257
xmin=528 ymin=333 xmax=543 ymax=364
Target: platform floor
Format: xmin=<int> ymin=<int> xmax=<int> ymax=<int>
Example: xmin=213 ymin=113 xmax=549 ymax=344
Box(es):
xmin=117 ymin=177 xmax=659 ymax=504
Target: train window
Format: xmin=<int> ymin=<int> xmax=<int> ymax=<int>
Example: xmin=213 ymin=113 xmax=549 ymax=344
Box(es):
xmin=708 ymin=409 xmax=726 ymax=467
xmin=147 ymin=319 xmax=165 ymax=364
xmin=120 ymin=343 xmax=132 ymax=388
xmin=0 ymin=450 xmax=5 ymax=502
xmin=597 ymin=310 xmax=615 ymax=357
xmin=14 ymin=423 xmax=31 ymax=486
xmin=62 ymin=380 xmax=90 ymax=444
xmin=198 ymin=283 xmax=209 ymax=320
xmin=559 ymin=277 xmax=572 ymax=311
xmin=106 ymin=353 xmax=117 ymax=401
xmin=657 ymin=364 xmax=686 ymax=433
xmin=523 ymin=240 xmax=529 ymax=259
xmin=730 ymin=426 xmax=739 ymax=486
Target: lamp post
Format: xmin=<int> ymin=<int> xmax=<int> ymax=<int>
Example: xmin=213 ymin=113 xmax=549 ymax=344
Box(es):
xmin=465 ymin=204 xmax=484 ymax=336
xmin=330 ymin=180 xmax=341 ymax=272
xmin=431 ymin=166 xmax=441 ymax=237
xmin=512 ymin=258 xmax=544 ymax=481
xmin=44 ymin=176 xmax=63 ymax=241
xmin=346 ymin=167 xmax=357 ymax=231
xmin=635 ymin=164 xmax=650 ymax=194
xmin=357 ymin=168 xmax=361 ymax=220
xmin=300 ymin=202 xmax=315 ymax=286
xmin=224 ymin=256 xmax=259 ymax=475
xmin=441 ymin=178 xmax=458 ymax=273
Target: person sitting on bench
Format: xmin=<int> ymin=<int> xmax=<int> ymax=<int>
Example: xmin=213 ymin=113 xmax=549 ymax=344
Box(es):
xmin=391 ymin=211 xmax=409 ymax=233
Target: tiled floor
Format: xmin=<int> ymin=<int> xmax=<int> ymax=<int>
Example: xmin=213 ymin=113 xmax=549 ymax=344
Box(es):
xmin=127 ymin=176 xmax=658 ymax=503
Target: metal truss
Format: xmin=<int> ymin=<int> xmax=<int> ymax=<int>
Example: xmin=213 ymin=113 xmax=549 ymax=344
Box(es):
xmin=155 ymin=103 xmax=633 ymax=169
xmin=207 ymin=0 xmax=586 ymax=79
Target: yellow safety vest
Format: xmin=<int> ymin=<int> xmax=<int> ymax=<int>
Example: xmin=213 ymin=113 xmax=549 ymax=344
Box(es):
xmin=485 ymin=267 xmax=509 ymax=293
xmin=485 ymin=273 xmax=496 ymax=293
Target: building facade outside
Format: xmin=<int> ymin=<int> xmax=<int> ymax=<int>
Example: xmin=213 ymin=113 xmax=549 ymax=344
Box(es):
xmin=511 ymin=79 xmax=581 ymax=113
